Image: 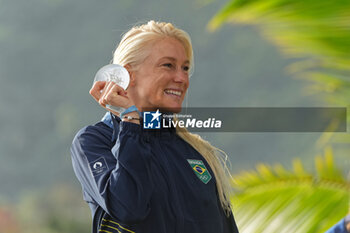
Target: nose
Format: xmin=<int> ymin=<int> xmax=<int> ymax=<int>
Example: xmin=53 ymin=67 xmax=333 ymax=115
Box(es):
xmin=174 ymin=69 xmax=189 ymax=85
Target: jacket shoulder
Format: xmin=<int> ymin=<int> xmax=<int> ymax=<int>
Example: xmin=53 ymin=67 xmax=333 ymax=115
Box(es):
xmin=75 ymin=121 xmax=112 ymax=142
xmin=71 ymin=121 xmax=114 ymax=157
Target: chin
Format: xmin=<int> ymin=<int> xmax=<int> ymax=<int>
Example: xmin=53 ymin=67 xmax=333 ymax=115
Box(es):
xmin=159 ymin=106 xmax=182 ymax=113
xmin=144 ymin=100 xmax=184 ymax=113
xmin=142 ymin=103 xmax=182 ymax=113
xmin=159 ymin=102 xmax=183 ymax=113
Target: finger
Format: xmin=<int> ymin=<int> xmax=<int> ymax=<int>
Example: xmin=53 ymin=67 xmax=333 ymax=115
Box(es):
xmin=101 ymin=83 xmax=127 ymax=106
xmin=89 ymin=81 xmax=107 ymax=102
xmin=104 ymin=92 xmax=131 ymax=109
xmin=99 ymin=82 xmax=115 ymax=106
xmin=101 ymin=82 xmax=126 ymax=102
xmin=119 ymin=89 xmax=128 ymax=97
xmin=103 ymin=84 xmax=132 ymax=108
xmin=111 ymin=83 xmax=127 ymax=97
xmin=110 ymin=84 xmax=128 ymax=97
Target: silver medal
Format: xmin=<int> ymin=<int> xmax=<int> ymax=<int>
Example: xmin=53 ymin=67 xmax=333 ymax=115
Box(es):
xmin=93 ymin=64 xmax=130 ymax=113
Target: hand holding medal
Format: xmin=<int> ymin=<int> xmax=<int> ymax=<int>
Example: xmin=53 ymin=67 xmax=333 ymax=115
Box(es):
xmin=90 ymin=64 xmax=132 ymax=115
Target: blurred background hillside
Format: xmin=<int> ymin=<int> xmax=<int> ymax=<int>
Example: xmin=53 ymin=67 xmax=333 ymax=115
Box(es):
xmin=0 ymin=0 xmax=348 ymax=232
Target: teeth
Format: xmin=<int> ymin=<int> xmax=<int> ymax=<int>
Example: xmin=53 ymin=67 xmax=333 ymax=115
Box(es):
xmin=165 ymin=89 xmax=182 ymax=96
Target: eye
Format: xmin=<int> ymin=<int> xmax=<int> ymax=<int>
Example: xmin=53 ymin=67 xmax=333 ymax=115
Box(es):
xmin=183 ymin=66 xmax=190 ymax=72
xmin=163 ymin=63 xmax=173 ymax=68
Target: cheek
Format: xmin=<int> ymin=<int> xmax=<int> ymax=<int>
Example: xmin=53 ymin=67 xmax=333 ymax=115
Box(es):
xmin=138 ymin=74 xmax=172 ymax=101
xmin=152 ymin=78 xmax=168 ymax=95
xmin=185 ymin=81 xmax=190 ymax=91
xmin=156 ymin=89 xmax=165 ymax=100
xmin=141 ymin=84 xmax=164 ymax=102
xmin=136 ymin=76 xmax=156 ymax=96
xmin=185 ymin=77 xmax=190 ymax=89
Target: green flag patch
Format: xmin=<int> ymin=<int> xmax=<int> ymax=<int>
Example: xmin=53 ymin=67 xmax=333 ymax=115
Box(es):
xmin=187 ymin=159 xmax=212 ymax=184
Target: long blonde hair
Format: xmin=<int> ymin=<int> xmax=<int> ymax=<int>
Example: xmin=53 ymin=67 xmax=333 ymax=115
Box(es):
xmin=113 ymin=20 xmax=233 ymax=215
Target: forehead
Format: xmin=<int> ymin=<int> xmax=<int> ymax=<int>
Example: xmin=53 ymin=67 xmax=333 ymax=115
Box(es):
xmin=147 ymin=37 xmax=189 ymax=63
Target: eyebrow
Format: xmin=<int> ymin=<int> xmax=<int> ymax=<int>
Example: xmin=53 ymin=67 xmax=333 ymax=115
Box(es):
xmin=160 ymin=56 xmax=190 ymax=64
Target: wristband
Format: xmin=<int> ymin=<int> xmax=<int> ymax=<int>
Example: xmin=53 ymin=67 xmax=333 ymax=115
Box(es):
xmin=120 ymin=105 xmax=140 ymax=118
xmin=122 ymin=115 xmax=140 ymax=121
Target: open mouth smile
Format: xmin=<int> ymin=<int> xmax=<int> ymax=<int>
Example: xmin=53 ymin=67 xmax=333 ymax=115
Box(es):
xmin=164 ymin=89 xmax=182 ymax=97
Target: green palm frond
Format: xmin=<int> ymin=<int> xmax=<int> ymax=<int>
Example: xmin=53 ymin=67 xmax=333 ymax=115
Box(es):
xmin=231 ymin=147 xmax=349 ymax=233
xmin=209 ymin=2 xmax=350 ymax=232
xmin=208 ymin=0 xmax=350 ymax=116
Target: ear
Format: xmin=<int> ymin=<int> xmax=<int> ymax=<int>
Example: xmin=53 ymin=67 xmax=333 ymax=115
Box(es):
xmin=124 ymin=64 xmax=136 ymax=87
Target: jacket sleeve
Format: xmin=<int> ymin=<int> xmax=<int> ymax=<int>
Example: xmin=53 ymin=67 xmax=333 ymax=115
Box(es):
xmin=325 ymin=218 xmax=348 ymax=233
xmin=70 ymin=121 xmax=154 ymax=224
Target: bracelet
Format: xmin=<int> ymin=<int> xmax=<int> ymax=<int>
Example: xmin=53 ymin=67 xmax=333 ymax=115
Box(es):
xmin=120 ymin=105 xmax=140 ymax=118
xmin=122 ymin=115 xmax=140 ymax=121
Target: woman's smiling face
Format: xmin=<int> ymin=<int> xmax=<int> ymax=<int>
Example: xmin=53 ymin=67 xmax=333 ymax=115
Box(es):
xmin=130 ymin=37 xmax=190 ymax=113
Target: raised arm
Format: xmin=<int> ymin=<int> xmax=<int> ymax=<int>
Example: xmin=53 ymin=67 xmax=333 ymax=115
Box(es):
xmin=71 ymin=122 xmax=154 ymax=224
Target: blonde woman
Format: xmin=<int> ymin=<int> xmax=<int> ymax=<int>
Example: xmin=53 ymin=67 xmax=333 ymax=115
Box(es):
xmin=71 ymin=20 xmax=239 ymax=233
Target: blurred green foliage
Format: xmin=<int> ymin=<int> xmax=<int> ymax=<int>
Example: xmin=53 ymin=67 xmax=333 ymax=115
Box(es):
xmin=17 ymin=184 xmax=91 ymax=233
xmin=231 ymin=148 xmax=349 ymax=233
xmin=1 ymin=184 xmax=91 ymax=233
xmin=210 ymin=0 xmax=350 ymax=231
xmin=209 ymin=0 xmax=350 ymax=145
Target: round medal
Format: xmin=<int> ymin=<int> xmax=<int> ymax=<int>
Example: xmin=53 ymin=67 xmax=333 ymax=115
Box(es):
xmin=93 ymin=64 xmax=130 ymax=113
xmin=94 ymin=64 xmax=130 ymax=90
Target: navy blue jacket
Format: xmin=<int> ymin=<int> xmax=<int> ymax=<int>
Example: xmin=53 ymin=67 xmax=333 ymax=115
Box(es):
xmin=326 ymin=217 xmax=349 ymax=233
xmin=71 ymin=112 xmax=239 ymax=233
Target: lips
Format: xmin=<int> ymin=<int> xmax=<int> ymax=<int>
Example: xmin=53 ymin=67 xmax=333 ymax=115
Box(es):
xmin=164 ymin=89 xmax=182 ymax=97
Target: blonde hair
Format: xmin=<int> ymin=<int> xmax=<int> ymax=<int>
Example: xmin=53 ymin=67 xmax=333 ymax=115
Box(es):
xmin=113 ymin=20 xmax=233 ymax=215
xmin=176 ymin=126 xmax=233 ymax=215
xmin=113 ymin=20 xmax=193 ymax=75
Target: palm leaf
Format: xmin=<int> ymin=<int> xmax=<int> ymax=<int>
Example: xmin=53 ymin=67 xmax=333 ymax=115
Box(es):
xmin=231 ymin=148 xmax=349 ymax=233
xmin=208 ymin=0 xmax=350 ymax=127
xmin=209 ymin=2 xmax=350 ymax=231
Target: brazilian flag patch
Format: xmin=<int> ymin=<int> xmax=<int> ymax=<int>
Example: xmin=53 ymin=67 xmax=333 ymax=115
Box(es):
xmin=187 ymin=159 xmax=212 ymax=184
